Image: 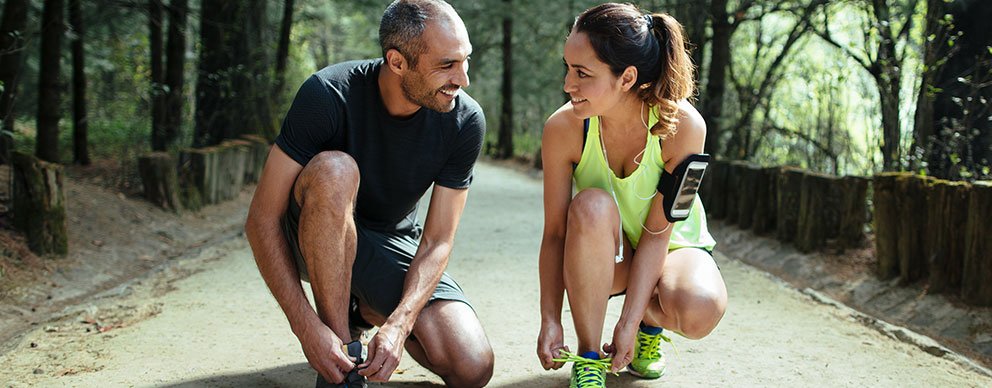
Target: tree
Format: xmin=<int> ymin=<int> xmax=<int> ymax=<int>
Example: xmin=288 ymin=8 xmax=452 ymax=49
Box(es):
xmin=814 ymin=0 xmax=919 ymax=171
xmin=0 ymin=0 xmax=29 ymax=164
xmin=194 ymin=0 xmax=272 ymax=147
xmin=914 ymin=0 xmax=992 ymax=180
xmin=495 ymin=0 xmax=513 ymax=159
xmin=273 ymin=0 xmax=294 ymax=99
xmin=37 ymin=0 xmax=64 ymax=163
xmin=724 ymin=0 xmax=827 ymax=160
xmin=70 ymin=0 xmax=89 ymax=165
xmin=149 ymin=0 xmax=166 ymax=151
xmin=162 ymin=0 xmax=188 ymax=151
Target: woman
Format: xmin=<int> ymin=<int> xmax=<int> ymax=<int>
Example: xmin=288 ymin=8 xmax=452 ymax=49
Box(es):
xmin=537 ymin=3 xmax=727 ymax=387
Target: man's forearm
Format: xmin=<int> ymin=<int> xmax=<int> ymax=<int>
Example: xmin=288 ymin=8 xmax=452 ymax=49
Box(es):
xmin=385 ymin=239 xmax=452 ymax=335
xmin=246 ymin=216 xmax=320 ymax=335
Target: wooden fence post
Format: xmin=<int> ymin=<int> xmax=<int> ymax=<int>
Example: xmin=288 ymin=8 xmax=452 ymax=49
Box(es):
xmin=897 ymin=174 xmax=930 ymax=284
xmin=838 ymin=176 xmax=870 ymax=249
xmin=873 ymin=172 xmax=901 ymax=280
xmin=751 ymin=166 xmax=778 ymax=235
xmin=11 ymin=152 xmax=67 ymax=256
xmin=736 ymin=163 xmax=761 ymax=230
xmin=795 ymin=172 xmax=841 ymax=253
xmin=704 ymin=160 xmax=729 ymax=219
xmin=962 ymin=181 xmax=992 ymax=306
xmin=776 ymin=167 xmax=804 ymax=243
xmin=928 ymin=179 xmax=970 ymax=293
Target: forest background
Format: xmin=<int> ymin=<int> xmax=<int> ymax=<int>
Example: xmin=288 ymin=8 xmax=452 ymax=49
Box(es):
xmin=0 ymin=0 xmax=990 ymax=188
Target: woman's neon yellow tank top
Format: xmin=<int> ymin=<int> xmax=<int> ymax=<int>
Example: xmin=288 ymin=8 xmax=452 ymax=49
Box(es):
xmin=572 ymin=111 xmax=716 ymax=251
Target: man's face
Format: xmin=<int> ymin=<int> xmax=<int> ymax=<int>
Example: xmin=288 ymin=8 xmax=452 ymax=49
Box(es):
xmin=400 ymin=18 xmax=472 ymax=113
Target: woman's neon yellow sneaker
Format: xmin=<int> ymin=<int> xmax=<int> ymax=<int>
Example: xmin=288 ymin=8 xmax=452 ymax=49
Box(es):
xmin=554 ymin=350 xmax=615 ymax=388
xmin=627 ymin=328 xmax=673 ymax=379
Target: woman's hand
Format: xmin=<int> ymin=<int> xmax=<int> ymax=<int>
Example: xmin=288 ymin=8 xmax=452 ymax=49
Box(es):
xmin=537 ymin=321 xmax=569 ymax=370
xmin=604 ymin=321 xmax=639 ymax=373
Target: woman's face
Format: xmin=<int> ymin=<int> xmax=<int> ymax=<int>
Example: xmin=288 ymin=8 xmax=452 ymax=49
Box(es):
xmin=562 ymin=31 xmax=628 ymax=119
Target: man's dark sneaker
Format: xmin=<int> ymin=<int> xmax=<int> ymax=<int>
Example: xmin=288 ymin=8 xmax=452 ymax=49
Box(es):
xmin=315 ymin=341 xmax=367 ymax=388
xmin=349 ymin=296 xmax=374 ymax=341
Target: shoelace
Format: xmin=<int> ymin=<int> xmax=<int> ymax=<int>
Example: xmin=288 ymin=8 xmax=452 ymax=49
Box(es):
xmin=637 ymin=330 xmax=679 ymax=360
xmin=553 ymin=350 xmax=618 ymax=387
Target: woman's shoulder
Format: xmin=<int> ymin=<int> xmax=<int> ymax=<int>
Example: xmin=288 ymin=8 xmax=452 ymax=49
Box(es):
xmin=542 ymin=103 xmax=586 ymax=161
xmin=675 ymin=100 xmax=706 ymax=138
xmin=545 ymin=102 xmax=585 ymax=134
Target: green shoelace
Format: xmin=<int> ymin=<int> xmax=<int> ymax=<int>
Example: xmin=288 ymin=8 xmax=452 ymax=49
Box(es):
xmin=553 ymin=350 xmax=618 ymax=387
xmin=637 ymin=330 xmax=678 ymax=360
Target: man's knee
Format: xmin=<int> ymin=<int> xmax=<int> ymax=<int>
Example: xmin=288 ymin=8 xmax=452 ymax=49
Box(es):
xmin=441 ymin=342 xmax=494 ymax=388
xmin=567 ymin=188 xmax=617 ymax=231
xmin=295 ymin=151 xmax=359 ymax=204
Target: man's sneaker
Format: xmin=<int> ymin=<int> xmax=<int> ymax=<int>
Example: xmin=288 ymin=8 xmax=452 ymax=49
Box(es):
xmin=315 ymin=340 xmax=367 ymax=388
xmin=554 ymin=350 xmax=614 ymax=388
xmin=627 ymin=326 xmax=673 ymax=379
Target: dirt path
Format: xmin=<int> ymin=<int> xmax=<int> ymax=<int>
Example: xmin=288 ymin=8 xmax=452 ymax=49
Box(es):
xmin=1 ymin=162 xmax=990 ymax=387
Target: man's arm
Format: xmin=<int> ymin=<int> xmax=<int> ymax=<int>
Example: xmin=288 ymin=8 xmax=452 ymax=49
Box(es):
xmin=245 ymin=145 xmax=354 ymax=383
xmin=359 ymin=184 xmax=469 ymax=382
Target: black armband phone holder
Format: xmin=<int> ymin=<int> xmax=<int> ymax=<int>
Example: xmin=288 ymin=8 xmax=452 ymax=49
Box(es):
xmin=658 ymin=154 xmax=710 ymax=223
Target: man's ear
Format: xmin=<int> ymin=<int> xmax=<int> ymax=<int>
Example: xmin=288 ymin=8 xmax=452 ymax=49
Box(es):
xmin=385 ymin=48 xmax=409 ymax=75
xmin=619 ymin=65 xmax=638 ymax=92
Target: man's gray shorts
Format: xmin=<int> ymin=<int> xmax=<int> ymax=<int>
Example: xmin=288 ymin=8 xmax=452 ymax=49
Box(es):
xmin=281 ymin=194 xmax=471 ymax=317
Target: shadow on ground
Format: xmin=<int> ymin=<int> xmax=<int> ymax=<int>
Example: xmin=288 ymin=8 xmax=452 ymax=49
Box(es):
xmin=158 ymin=363 xmax=653 ymax=387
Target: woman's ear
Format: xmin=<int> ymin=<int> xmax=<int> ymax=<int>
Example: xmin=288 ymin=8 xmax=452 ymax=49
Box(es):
xmin=619 ymin=65 xmax=638 ymax=92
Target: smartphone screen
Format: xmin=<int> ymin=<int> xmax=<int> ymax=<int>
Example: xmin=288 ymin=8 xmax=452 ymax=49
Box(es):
xmin=671 ymin=161 xmax=707 ymax=218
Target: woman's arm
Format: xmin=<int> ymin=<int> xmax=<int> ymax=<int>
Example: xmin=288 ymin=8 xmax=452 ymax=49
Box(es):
xmin=610 ymin=101 xmax=707 ymax=371
xmin=537 ymin=104 xmax=583 ymax=369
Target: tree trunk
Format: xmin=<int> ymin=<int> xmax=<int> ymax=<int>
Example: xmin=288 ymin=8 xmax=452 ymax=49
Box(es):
xmin=911 ymin=0 xmax=946 ymax=171
xmin=36 ymin=0 xmax=64 ymax=163
xmin=69 ymin=0 xmax=88 ymax=165
xmin=162 ymin=0 xmax=188 ymax=150
xmin=496 ymin=0 xmax=513 ymax=160
xmin=11 ymin=152 xmax=67 ymax=255
xmin=962 ymin=181 xmax=992 ymax=306
xmin=702 ymin=0 xmax=729 ymax=156
xmin=0 ymin=0 xmax=29 ymax=164
xmin=149 ymin=0 xmax=166 ymax=151
xmin=872 ymin=0 xmax=903 ymax=172
xmin=273 ymin=0 xmax=294 ymax=100
xmin=138 ymin=152 xmax=180 ymax=211
xmin=195 ymin=0 xmax=265 ymax=147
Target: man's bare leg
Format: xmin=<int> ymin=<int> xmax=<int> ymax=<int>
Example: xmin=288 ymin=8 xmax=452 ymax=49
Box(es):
xmin=360 ymin=300 xmax=494 ymax=387
xmin=295 ymin=151 xmax=361 ymax=343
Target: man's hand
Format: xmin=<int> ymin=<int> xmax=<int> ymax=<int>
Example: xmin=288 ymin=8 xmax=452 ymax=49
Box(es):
xmin=298 ymin=321 xmax=356 ymax=384
xmin=358 ymin=323 xmax=406 ymax=382
xmin=537 ymin=321 xmax=569 ymax=370
xmin=604 ymin=321 xmax=638 ymax=373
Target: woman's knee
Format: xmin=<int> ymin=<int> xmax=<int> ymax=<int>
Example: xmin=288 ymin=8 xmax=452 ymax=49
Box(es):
xmin=295 ymin=151 xmax=359 ymax=203
xmin=673 ymin=288 xmax=727 ymax=339
xmin=567 ymin=188 xmax=617 ymax=231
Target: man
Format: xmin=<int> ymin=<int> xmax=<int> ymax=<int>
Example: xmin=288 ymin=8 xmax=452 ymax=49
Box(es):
xmin=244 ymin=1 xmax=494 ymax=387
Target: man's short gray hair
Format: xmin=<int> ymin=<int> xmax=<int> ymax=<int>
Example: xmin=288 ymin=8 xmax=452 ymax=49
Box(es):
xmin=379 ymin=0 xmax=456 ymax=67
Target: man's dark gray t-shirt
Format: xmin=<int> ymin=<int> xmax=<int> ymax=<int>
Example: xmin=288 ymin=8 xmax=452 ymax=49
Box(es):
xmin=275 ymin=59 xmax=486 ymax=237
